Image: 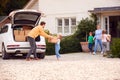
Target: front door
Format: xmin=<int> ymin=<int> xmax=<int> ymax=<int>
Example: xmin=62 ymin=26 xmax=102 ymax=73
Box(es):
xmin=109 ymin=16 xmax=120 ymax=38
xmin=104 ymin=16 xmax=110 ymax=34
xmin=103 ymin=16 xmax=110 ymax=50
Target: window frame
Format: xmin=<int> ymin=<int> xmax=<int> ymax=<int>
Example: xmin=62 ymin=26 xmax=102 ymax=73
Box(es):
xmin=56 ymin=17 xmax=76 ymax=35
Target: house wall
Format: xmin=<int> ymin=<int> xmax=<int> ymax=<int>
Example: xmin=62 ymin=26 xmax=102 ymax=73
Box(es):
xmin=38 ymin=0 xmax=120 ymax=34
xmin=27 ymin=0 xmax=120 ymax=35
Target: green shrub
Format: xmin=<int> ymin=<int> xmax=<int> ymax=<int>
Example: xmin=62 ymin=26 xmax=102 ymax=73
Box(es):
xmin=60 ymin=35 xmax=82 ymax=54
xmin=110 ymin=38 xmax=120 ymax=58
xmin=45 ymin=35 xmax=82 ymax=55
xmin=45 ymin=40 xmax=55 ymax=55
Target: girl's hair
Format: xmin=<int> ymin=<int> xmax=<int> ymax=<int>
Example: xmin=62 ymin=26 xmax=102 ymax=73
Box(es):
xmin=102 ymin=30 xmax=106 ymax=34
xmin=58 ymin=34 xmax=62 ymax=39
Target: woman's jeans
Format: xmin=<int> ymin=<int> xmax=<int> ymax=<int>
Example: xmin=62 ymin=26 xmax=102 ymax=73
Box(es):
xmin=94 ymin=39 xmax=103 ymax=53
xmin=55 ymin=43 xmax=61 ymax=58
xmin=26 ymin=36 xmax=37 ymax=58
xmin=88 ymin=43 xmax=93 ymax=52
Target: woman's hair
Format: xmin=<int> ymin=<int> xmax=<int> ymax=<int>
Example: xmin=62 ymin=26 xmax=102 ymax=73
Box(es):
xmin=97 ymin=24 xmax=101 ymax=29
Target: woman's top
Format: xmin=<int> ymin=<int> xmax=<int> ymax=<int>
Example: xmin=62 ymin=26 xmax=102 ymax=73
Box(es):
xmin=94 ymin=29 xmax=102 ymax=40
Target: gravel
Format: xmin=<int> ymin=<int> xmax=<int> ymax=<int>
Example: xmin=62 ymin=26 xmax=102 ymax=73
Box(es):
xmin=0 ymin=53 xmax=120 ymax=80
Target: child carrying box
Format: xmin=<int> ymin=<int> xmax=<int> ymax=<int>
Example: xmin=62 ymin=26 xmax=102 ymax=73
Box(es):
xmin=48 ymin=34 xmax=62 ymax=60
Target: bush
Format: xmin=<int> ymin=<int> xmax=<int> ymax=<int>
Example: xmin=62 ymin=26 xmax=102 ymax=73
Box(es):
xmin=45 ymin=35 xmax=82 ymax=55
xmin=45 ymin=40 xmax=55 ymax=55
xmin=110 ymin=38 xmax=120 ymax=58
xmin=60 ymin=35 xmax=82 ymax=54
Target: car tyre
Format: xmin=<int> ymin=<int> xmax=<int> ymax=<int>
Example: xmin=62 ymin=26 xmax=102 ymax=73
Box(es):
xmin=37 ymin=53 xmax=45 ymax=59
xmin=2 ymin=44 xmax=9 ymax=59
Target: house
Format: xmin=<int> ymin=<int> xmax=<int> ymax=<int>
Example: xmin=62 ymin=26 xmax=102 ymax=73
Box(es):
xmin=24 ymin=0 xmax=120 ymax=51
xmin=24 ymin=0 xmax=120 ymax=37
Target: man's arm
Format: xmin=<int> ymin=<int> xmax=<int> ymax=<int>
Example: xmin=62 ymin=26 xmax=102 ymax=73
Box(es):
xmin=39 ymin=27 xmax=53 ymax=39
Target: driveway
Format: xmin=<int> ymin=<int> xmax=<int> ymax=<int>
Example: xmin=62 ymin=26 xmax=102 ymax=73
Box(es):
xmin=0 ymin=53 xmax=120 ymax=80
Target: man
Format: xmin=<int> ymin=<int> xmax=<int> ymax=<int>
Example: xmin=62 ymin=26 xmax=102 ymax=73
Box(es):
xmin=26 ymin=21 xmax=53 ymax=61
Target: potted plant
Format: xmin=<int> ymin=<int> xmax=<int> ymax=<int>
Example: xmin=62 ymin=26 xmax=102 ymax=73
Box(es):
xmin=74 ymin=16 xmax=96 ymax=52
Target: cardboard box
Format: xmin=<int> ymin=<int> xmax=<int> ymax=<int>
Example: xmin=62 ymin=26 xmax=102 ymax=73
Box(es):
xmin=48 ymin=37 xmax=58 ymax=43
xmin=14 ymin=30 xmax=25 ymax=35
xmin=15 ymin=35 xmax=26 ymax=41
xmin=18 ymin=30 xmax=25 ymax=35
xmin=23 ymin=26 xmax=32 ymax=30
xmin=25 ymin=30 xmax=31 ymax=35
xmin=14 ymin=30 xmax=19 ymax=35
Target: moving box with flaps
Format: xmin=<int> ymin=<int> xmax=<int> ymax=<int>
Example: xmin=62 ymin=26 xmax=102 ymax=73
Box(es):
xmin=48 ymin=37 xmax=58 ymax=43
xmin=25 ymin=30 xmax=31 ymax=36
xmin=15 ymin=35 xmax=26 ymax=41
xmin=14 ymin=30 xmax=26 ymax=41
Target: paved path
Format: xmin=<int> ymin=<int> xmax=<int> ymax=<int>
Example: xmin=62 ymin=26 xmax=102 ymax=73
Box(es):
xmin=0 ymin=53 xmax=120 ymax=80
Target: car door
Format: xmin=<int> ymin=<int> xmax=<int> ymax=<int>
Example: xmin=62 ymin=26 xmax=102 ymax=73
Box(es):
xmin=9 ymin=10 xmax=41 ymax=26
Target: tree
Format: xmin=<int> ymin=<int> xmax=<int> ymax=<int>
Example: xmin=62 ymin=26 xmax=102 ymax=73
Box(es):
xmin=74 ymin=18 xmax=96 ymax=42
xmin=0 ymin=0 xmax=30 ymax=15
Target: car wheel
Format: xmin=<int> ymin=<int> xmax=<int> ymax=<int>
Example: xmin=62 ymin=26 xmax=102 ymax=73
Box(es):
xmin=37 ymin=53 xmax=45 ymax=59
xmin=2 ymin=44 xmax=9 ymax=59
xmin=22 ymin=54 xmax=27 ymax=58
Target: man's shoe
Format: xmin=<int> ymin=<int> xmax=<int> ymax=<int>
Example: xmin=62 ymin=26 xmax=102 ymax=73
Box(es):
xmin=26 ymin=58 xmax=31 ymax=61
xmin=34 ymin=58 xmax=40 ymax=60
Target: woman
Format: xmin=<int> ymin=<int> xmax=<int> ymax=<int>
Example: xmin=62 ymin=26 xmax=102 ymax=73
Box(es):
xmin=93 ymin=25 xmax=103 ymax=55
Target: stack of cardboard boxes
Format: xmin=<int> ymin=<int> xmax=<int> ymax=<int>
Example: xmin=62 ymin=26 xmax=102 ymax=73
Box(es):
xmin=14 ymin=30 xmax=31 ymax=41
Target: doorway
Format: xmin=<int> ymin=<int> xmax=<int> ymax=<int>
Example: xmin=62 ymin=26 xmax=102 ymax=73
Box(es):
xmin=109 ymin=16 xmax=120 ymax=38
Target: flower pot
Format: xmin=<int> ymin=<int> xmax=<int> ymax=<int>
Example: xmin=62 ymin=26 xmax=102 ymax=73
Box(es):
xmin=80 ymin=42 xmax=90 ymax=52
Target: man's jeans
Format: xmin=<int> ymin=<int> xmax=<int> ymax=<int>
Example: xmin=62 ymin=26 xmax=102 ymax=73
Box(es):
xmin=26 ymin=36 xmax=37 ymax=58
xmin=55 ymin=43 xmax=60 ymax=58
xmin=94 ymin=39 xmax=103 ymax=53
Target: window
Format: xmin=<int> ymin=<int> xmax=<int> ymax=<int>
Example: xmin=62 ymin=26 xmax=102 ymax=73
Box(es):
xmin=58 ymin=19 xmax=62 ymax=26
xmin=57 ymin=19 xmax=62 ymax=33
xmin=64 ymin=19 xmax=69 ymax=26
xmin=71 ymin=18 xmax=76 ymax=25
xmin=64 ymin=18 xmax=69 ymax=33
xmin=71 ymin=18 xmax=76 ymax=33
xmin=0 ymin=25 xmax=8 ymax=34
xmin=56 ymin=17 xmax=76 ymax=35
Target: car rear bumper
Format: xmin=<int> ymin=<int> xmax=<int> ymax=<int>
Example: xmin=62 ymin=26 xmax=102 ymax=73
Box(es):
xmin=6 ymin=48 xmax=46 ymax=53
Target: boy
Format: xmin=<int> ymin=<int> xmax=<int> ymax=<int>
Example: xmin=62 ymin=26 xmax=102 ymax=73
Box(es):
xmin=88 ymin=32 xmax=94 ymax=53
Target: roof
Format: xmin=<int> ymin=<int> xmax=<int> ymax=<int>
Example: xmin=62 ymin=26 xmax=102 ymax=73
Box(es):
xmin=0 ymin=16 xmax=11 ymax=27
xmin=89 ymin=6 xmax=120 ymax=13
xmin=24 ymin=0 xmax=38 ymax=9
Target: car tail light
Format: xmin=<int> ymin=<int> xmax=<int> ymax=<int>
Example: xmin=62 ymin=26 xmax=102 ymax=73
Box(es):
xmin=7 ymin=45 xmax=20 ymax=48
xmin=37 ymin=45 xmax=46 ymax=48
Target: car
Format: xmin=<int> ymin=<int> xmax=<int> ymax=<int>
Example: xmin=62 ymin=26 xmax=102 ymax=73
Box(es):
xmin=0 ymin=9 xmax=46 ymax=59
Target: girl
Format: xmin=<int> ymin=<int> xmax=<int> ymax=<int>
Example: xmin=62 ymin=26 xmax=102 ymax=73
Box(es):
xmin=55 ymin=34 xmax=62 ymax=60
